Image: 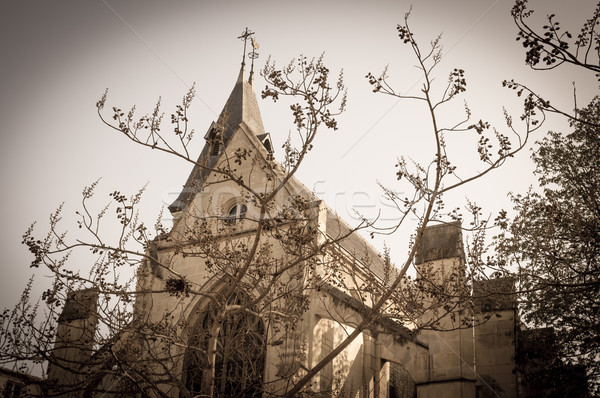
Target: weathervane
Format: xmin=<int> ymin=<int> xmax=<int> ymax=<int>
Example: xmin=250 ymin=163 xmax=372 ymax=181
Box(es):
xmin=248 ymin=37 xmax=259 ymax=82
xmin=237 ymin=27 xmax=255 ymax=67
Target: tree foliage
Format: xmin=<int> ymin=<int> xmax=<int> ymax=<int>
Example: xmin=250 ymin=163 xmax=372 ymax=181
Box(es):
xmin=486 ymin=2 xmax=600 ymax=395
xmin=505 ymin=0 xmax=600 ymax=127
xmin=497 ymin=97 xmax=600 ymax=394
xmin=512 ymin=0 xmax=599 ymax=73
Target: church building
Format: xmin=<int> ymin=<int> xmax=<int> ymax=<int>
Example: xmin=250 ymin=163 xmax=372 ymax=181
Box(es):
xmin=22 ymin=38 xmax=536 ymax=398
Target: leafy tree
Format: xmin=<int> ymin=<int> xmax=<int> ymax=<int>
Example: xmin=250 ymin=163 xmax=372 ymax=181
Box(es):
xmin=497 ymin=97 xmax=600 ymax=395
xmin=517 ymin=328 xmax=590 ymax=398
xmin=486 ymin=1 xmax=600 ymax=395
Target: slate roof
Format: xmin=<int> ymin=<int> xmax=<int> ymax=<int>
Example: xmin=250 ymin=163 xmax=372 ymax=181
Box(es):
xmin=415 ymin=221 xmax=464 ymax=264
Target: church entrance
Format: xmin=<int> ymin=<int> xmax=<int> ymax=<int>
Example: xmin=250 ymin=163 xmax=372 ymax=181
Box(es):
xmin=183 ymin=292 xmax=265 ymax=397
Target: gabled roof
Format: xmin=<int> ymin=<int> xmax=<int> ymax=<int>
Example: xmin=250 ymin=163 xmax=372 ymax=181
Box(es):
xmin=169 ymin=66 xmax=266 ymax=214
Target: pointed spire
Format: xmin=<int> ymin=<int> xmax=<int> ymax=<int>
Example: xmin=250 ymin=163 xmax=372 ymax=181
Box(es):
xmin=218 ymin=29 xmax=264 ymax=137
xmin=168 ymin=64 xmax=266 ymax=215
xmin=168 ymin=30 xmax=266 ymax=215
xmin=236 ymin=63 xmax=245 ymax=84
xmin=216 ymin=63 xmax=265 ymax=140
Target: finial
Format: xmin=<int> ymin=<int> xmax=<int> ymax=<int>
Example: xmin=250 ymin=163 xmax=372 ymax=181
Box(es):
xmin=237 ymin=27 xmax=255 ymax=67
xmin=248 ymin=37 xmax=259 ymax=84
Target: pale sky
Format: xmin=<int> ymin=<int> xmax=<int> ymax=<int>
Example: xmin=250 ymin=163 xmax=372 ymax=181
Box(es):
xmin=0 ymin=0 xmax=596 ymax=306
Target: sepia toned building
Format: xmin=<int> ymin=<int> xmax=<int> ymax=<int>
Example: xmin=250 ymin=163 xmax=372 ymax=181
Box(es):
xmin=10 ymin=50 xmax=571 ymax=398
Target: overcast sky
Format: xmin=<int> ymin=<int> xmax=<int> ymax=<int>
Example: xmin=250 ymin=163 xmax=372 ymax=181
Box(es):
xmin=0 ymin=0 xmax=596 ymax=306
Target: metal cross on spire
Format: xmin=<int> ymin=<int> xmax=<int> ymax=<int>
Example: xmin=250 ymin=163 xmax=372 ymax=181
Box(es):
xmin=237 ymin=27 xmax=255 ymax=67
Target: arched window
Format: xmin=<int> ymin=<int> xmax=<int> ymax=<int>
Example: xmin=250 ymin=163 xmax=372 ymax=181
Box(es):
xmin=183 ymin=292 xmax=265 ymax=397
xmin=225 ymin=203 xmax=247 ymax=225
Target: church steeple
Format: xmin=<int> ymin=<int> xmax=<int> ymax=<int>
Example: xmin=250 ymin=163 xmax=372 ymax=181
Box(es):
xmin=215 ymin=28 xmax=265 ymax=139
xmin=215 ymin=62 xmax=266 ymax=142
xmin=168 ymin=31 xmax=268 ymax=215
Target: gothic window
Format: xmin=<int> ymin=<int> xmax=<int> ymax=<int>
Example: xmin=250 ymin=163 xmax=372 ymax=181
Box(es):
xmin=388 ymin=362 xmax=416 ymax=398
xmin=225 ymin=204 xmax=247 ymax=225
xmin=183 ymin=292 xmax=265 ymax=397
xmin=2 ymin=381 xmax=22 ymax=398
